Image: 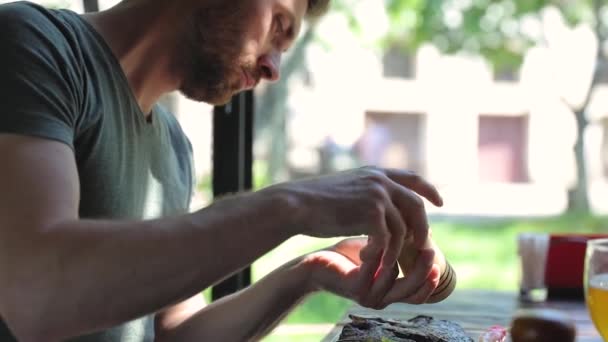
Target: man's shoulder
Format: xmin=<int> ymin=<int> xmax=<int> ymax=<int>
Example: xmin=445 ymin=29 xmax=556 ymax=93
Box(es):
xmin=0 ymin=1 xmax=85 ymax=77
xmin=0 ymin=1 xmax=82 ymax=50
xmin=0 ymin=1 xmax=53 ymax=29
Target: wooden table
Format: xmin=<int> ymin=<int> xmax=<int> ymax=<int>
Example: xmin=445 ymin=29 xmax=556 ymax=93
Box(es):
xmin=322 ymin=289 xmax=602 ymax=341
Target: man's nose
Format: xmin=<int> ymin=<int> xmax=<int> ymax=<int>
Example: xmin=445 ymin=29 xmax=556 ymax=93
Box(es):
xmin=258 ymin=52 xmax=281 ymax=82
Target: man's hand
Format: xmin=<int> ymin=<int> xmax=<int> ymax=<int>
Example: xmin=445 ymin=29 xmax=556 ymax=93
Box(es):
xmin=272 ymin=166 xmax=443 ymax=269
xmin=303 ymin=238 xmax=440 ymax=309
xmin=154 ymin=238 xmax=439 ymax=341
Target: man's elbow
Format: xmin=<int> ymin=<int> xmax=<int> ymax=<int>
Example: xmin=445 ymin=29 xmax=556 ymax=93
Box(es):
xmin=154 ymin=326 xmax=184 ymax=342
xmin=1 ymin=308 xmax=63 ymax=342
xmin=0 ymin=286 xmax=68 ymax=342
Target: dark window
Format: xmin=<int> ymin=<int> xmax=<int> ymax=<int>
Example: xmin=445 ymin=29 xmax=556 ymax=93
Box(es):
xmin=493 ymin=66 xmax=519 ymax=82
xmin=382 ymin=45 xmax=415 ymax=79
xmin=478 ymin=115 xmax=529 ymax=183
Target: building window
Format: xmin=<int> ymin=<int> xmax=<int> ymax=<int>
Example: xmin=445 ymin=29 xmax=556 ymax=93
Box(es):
xmin=478 ymin=115 xmax=529 ymax=183
xmin=493 ymin=66 xmax=519 ymax=82
xmin=358 ymin=111 xmax=425 ymax=175
xmin=382 ymin=45 xmax=415 ymax=79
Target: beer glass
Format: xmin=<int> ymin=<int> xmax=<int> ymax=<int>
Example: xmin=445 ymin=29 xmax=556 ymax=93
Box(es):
xmin=585 ymin=238 xmax=608 ymax=340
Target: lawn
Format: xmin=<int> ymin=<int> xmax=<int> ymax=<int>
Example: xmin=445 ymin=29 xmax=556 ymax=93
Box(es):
xmin=254 ymin=214 xmax=608 ymax=340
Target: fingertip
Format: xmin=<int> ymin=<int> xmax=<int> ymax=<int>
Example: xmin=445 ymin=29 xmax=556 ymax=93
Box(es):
xmin=424 ymin=185 xmax=443 ymax=207
xmin=436 ymin=196 xmax=444 ymax=207
xmin=431 ymin=191 xmax=443 ymax=207
xmin=429 ymin=264 xmax=440 ymax=283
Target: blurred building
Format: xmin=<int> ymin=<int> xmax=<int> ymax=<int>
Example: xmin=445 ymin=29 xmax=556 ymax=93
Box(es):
xmin=165 ymin=4 xmax=608 ymax=218
xmin=279 ymin=9 xmax=608 ymax=217
xmin=357 ymin=51 xmax=603 ymax=217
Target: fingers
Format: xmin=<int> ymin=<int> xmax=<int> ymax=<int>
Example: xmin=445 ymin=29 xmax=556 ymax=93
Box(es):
xmin=354 ymin=246 xmax=383 ymax=300
xmin=384 ymin=168 xmax=443 ymax=207
xmin=381 ymin=202 xmax=407 ymax=268
xmin=381 ymin=248 xmax=436 ymax=304
xmin=399 ymin=264 xmax=440 ymax=305
xmin=360 ymin=236 xmax=383 ymax=264
xmin=354 ymin=249 xmax=440 ymax=309
xmin=389 ymin=181 xmax=430 ymax=248
xmin=363 ymin=167 xmax=438 ymax=249
xmin=362 ymin=201 xmax=406 ymax=269
xmin=360 ymin=263 xmax=400 ymax=309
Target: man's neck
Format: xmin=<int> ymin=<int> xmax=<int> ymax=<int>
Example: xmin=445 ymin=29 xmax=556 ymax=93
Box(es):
xmin=82 ymin=1 xmax=182 ymax=116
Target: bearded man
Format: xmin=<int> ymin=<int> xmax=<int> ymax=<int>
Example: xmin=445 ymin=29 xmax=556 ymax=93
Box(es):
xmin=0 ymin=0 xmax=444 ymax=340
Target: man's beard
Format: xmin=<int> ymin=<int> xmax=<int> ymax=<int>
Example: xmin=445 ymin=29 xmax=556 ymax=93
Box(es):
xmin=173 ymin=2 xmax=257 ymax=105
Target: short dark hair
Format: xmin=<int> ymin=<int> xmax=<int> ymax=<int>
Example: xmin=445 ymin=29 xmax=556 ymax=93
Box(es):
xmin=306 ymin=0 xmax=330 ymax=19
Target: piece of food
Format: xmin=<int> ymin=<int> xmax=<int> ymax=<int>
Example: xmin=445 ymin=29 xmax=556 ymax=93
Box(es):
xmin=510 ymin=309 xmax=575 ymax=342
xmin=478 ymin=325 xmax=507 ymax=342
xmin=338 ymin=314 xmax=474 ymax=341
xmin=398 ymin=237 xmax=457 ymax=303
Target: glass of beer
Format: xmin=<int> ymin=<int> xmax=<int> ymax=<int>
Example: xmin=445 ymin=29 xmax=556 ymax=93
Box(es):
xmin=585 ymin=238 xmax=608 ymax=340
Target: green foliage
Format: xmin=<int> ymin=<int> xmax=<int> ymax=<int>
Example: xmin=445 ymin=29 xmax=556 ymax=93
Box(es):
xmin=196 ymin=173 xmax=212 ymax=198
xmin=334 ymin=0 xmax=604 ymax=71
xmin=332 ymin=0 xmax=364 ymax=34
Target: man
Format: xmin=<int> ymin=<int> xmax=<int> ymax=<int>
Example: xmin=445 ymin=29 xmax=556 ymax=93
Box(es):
xmin=0 ymin=0 xmax=444 ymax=340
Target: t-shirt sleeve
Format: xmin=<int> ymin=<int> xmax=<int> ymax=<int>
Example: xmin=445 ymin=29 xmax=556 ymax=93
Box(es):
xmin=0 ymin=3 xmax=81 ymax=149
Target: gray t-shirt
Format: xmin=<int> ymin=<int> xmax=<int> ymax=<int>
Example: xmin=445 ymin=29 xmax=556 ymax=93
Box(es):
xmin=0 ymin=1 xmax=195 ymax=340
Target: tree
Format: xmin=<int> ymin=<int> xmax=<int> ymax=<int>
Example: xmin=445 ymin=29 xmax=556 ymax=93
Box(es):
xmin=254 ymin=25 xmax=317 ymax=183
xmin=379 ymin=0 xmax=607 ymax=213
xmin=256 ymin=0 xmax=607 ymax=213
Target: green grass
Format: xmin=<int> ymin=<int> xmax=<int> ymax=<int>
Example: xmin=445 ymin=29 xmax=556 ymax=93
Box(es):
xmin=254 ymin=213 xmax=608 ymax=327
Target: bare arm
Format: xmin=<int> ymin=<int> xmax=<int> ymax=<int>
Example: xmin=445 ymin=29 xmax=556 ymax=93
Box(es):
xmin=155 ymin=258 xmax=312 ymax=341
xmin=0 ymin=134 xmax=295 ymax=341
xmin=0 ymin=135 xmax=442 ymax=341
xmin=155 ymin=238 xmax=439 ymax=341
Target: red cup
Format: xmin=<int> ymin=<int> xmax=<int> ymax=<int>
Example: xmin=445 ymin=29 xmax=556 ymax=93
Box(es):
xmin=545 ymin=234 xmax=608 ymax=299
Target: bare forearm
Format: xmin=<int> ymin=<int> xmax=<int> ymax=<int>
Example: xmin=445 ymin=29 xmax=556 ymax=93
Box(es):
xmin=158 ymin=258 xmax=314 ymax=341
xmin=2 ymin=189 xmax=296 ymax=340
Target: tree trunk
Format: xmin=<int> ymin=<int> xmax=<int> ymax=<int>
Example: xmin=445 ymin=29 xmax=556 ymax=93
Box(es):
xmin=82 ymin=0 xmax=99 ymax=12
xmin=568 ymin=109 xmax=590 ymax=213
xmin=566 ymin=0 xmax=605 ymax=214
xmin=254 ymin=27 xmax=316 ymax=182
